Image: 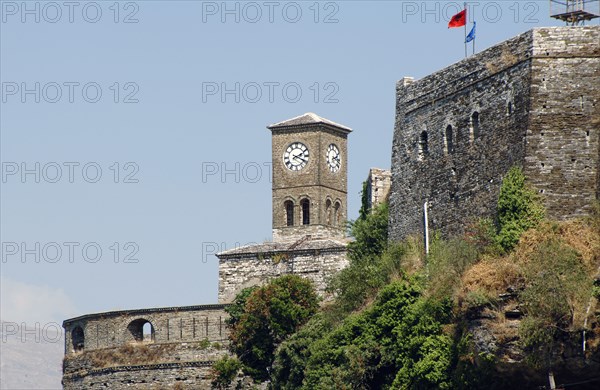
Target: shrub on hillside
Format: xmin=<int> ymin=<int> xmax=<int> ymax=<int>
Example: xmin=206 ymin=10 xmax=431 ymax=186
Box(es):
xmin=496 ymin=166 xmax=545 ymax=252
xmin=227 ymin=275 xmax=319 ymax=382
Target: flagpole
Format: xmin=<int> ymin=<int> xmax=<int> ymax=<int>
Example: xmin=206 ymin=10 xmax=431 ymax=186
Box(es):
xmin=464 ymin=3 xmax=468 ymax=58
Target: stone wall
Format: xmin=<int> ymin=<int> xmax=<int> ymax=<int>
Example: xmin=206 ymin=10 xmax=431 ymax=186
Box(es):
xmin=366 ymin=168 xmax=392 ymax=210
xmin=524 ymin=27 xmax=600 ymax=219
xmin=63 ymin=304 xmax=229 ymax=353
xmin=389 ymin=26 xmax=600 ymax=241
xmin=217 ymin=238 xmax=348 ymax=303
xmin=62 ymin=304 xmax=230 ymax=389
xmin=63 ymin=361 xmax=215 ymax=389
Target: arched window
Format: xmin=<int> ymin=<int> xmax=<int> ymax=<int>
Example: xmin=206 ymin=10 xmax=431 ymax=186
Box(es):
xmin=127 ymin=319 xmax=155 ymax=343
xmin=285 ymin=200 xmax=294 ymax=226
xmin=445 ymin=125 xmax=454 ymax=154
xmin=471 ymin=112 xmax=480 ymax=140
xmin=507 ymin=101 xmax=513 ymax=115
xmin=143 ymin=322 xmax=153 ymax=342
xmin=72 ymin=326 xmax=84 ymax=352
xmin=333 ymin=202 xmax=341 ymax=226
xmin=418 ymin=131 xmax=429 ymax=160
xmin=325 ymin=199 xmax=332 ymax=225
xmin=301 ymin=199 xmax=310 ymax=225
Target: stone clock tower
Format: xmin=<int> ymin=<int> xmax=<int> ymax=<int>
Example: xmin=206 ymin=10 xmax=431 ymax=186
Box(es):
xmin=216 ymin=113 xmax=351 ymax=303
xmin=268 ymin=113 xmax=351 ymax=241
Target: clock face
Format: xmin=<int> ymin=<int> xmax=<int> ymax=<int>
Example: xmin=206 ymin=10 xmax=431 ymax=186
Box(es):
xmin=283 ymin=142 xmax=309 ymax=171
xmin=326 ymin=144 xmax=341 ymax=173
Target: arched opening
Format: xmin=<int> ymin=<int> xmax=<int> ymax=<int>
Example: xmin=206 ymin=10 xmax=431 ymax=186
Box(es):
xmin=142 ymin=322 xmax=153 ymax=342
xmin=325 ymin=199 xmax=332 ymax=225
xmin=334 ymin=202 xmax=341 ymax=227
xmin=471 ymin=112 xmax=480 ymax=140
xmin=72 ymin=326 xmax=84 ymax=352
xmin=284 ymin=200 xmax=294 ymax=227
xmin=127 ymin=318 xmax=155 ymax=343
xmin=445 ymin=125 xmax=454 ymax=154
xmin=301 ymin=199 xmax=310 ymax=225
xmin=418 ymin=131 xmax=429 ymax=160
xmin=507 ymin=101 xmax=513 ymax=115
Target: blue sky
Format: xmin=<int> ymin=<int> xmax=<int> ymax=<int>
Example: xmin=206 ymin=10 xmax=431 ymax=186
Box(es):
xmin=0 ymin=1 xmax=578 ymax=326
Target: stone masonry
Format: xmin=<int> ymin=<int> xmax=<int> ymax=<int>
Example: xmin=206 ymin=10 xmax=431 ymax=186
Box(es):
xmin=217 ymin=237 xmax=349 ymax=304
xmin=269 ymin=113 xmax=351 ymax=241
xmin=62 ymin=305 xmax=230 ymax=389
xmin=389 ymin=26 xmax=600 ymax=241
xmin=366 ymin=168 xmax=392 ymax=210
xmin=217 ymin=113 xmax=351 ymax=303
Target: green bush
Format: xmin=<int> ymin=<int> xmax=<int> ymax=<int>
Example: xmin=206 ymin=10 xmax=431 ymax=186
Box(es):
xmin=328 ymin=201 xmax=394 ymax=314
xmin=495 ymin=167 xmax=544 ymax=252
xmin=198 ymin=338 xmax=211 ymax=349
xmin=270 ymin=314 xmax=333 ymax=389
xmin=210 ymin=356 xmax=241 ymax=389
xmin=227 ymin=275 xmax=319 ymax=382
xmin=298 ymin=279 xmax=453 ymax=390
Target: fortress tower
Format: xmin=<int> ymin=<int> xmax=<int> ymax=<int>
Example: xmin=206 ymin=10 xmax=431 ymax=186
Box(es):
xmin=388 ymin=26 xmax=600 ymax=241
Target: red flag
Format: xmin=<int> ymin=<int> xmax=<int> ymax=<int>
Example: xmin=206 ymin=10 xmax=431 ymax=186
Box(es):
xmin=448 ymin=9 xmax=467 ymax=28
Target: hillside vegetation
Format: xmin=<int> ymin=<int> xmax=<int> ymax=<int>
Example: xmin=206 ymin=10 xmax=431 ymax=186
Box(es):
xmin=213 ymin=167 xmax=600 ymax=389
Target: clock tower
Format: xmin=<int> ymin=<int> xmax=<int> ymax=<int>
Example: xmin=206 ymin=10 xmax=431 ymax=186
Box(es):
xmin=268 ymin=113 xmax=351 ymax=241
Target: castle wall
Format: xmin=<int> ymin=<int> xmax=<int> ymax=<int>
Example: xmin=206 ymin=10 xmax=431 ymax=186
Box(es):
xmin=63 ymin=361 xmax=214 ymax=389
xmin=389 ymin=26 xmax=600 ymax=241
xmin=62 ymin=305 xmax=230 ymax=389
xmin=218 ymin=247 xmax=348 ymax=303
xmin=63 ymin=305 xmax=229 ymax=354
xmin=524 ymin=27 xmax=600 ymax=219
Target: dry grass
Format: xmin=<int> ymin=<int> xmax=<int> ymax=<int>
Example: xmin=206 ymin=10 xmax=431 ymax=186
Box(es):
xmin=88 ymin=343 xmax=176 ymax=368
xmin=461 ymin=219 xmax=600 ymax=300
xmin=515 ymin=220 xmax=600 ymax=271
xmin=399 ymin=235 xmax=425 ymax=276
xmin=461 ymin=255 xmax=524 ymax=299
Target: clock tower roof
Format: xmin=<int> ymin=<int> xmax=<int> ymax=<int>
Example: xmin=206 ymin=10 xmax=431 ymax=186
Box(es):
xmin=267 ymin=112 xmax=352 ymax=133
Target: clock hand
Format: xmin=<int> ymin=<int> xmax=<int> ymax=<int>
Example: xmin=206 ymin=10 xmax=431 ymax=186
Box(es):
xmin=292 ymin=153 xmax=307 ymax=162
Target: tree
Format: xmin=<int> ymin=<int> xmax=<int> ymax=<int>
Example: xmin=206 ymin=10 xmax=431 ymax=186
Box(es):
xmin=329 ymin=201 xmax=392 ymax=314
xmin=228 ymin=275 xmax=319 ymax=382
xmin=358 ymin=180 xmax=369 ymax=221
xmin=347 ymin=201 xmax=389 ymax=261
xmin=225 ymin=286 xmax=258 ymax=327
